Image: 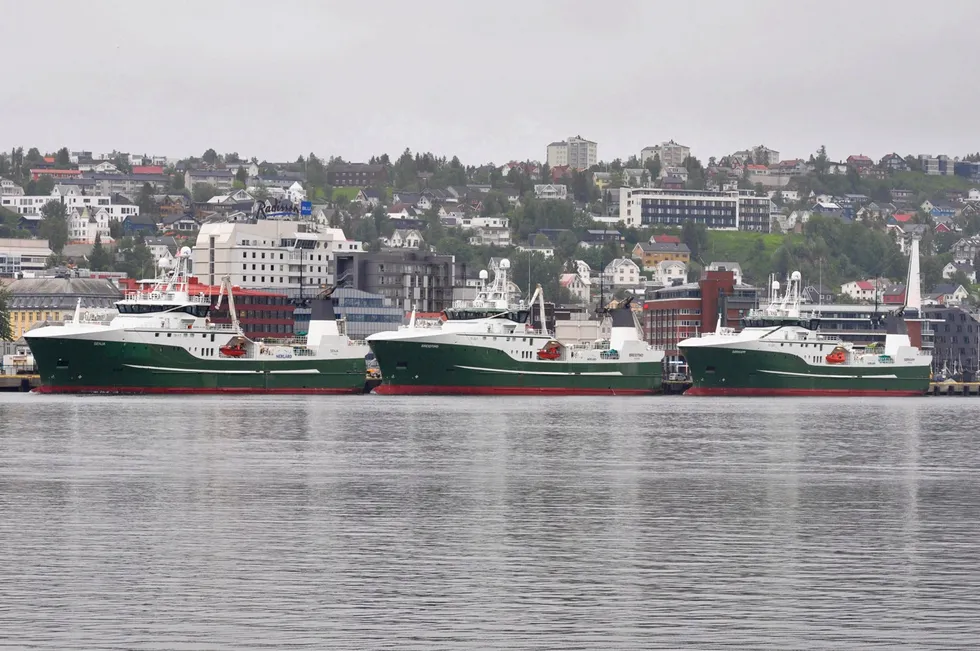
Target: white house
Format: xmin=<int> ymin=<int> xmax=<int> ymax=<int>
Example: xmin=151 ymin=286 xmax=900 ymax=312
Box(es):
xmin=68 ymin=206 xmax=112 ymax=244
xmin=533 ymin=184 xmax=568 ymax=200
xmin=706 ymin=261 xmax=743 ymax=285
xmin=459 ymin=215 xmax=508 ymax=230
xmin=603 ymin=257 xmax=641 ymax=287
xmin=287 ymin=181 xmax=307 ymax=204
xmin=0 ymin=178 xmax=24 ymax=196
xmin=387 ymin=203 xmax=418 ymax=220
xmin=943 ymin=262 xmax=977 ymax=283
xmin=574 ymin=260 xmax=593 ymax=284
xmin=926 ymin=283 xmax=969 ymax=306
xmin=1 ymin=187 xmax=140 ymax=222
xmin=516 ymin=245 xmax=555 ymax=258
xmin=650 ymin=260 xmax=687 ymax=286
xmin=559 ymin=273 xmax=590 ymax=303
xmin=468 ymin=227 xmax=511 ymax=247
xmin=206 ymin=188 xmax=254 ymax=207
xmin=438 ymin=205 xmax=466 ymax=223
xmin=840 ymin=280 xmax=882 ymax=303
xmin=354 ymin=188 xmax=382 ymax=208
xmin=383 ymin=229 xmax=423 ymax=249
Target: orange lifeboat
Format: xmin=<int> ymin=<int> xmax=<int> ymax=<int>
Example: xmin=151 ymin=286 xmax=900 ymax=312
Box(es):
xmin=825 ymin=347 xmax=847 ymax=364
xmin=219 ymin=344 xmax=246 ymax=358
xmin=537 ymin=341 xmax=561 ymax=360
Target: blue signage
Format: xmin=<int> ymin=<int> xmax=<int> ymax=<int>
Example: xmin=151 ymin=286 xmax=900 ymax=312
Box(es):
xmin=300 ymin=201 xmax=312 ymax=216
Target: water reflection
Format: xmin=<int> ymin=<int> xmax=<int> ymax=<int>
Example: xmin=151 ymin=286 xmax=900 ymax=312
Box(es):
xmin=0 ymin=394 xmax=978 ymax=649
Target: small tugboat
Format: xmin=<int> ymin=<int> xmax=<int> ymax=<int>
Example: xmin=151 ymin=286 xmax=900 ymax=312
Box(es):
xmin=24 ymin=247 xmax=370 ymax=394
xmin=366 ymin=258 xmax=664 ymax=395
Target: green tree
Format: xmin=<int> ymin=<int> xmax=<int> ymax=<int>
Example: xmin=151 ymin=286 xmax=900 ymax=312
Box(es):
xmin=813 ymin=145 xmax=829 ymax=174
xmin=0 ymin=284 xmax=11 ymax=341
xmin=644 ymin=153 xmax=662 ymax=180
xmin=137 ymin=182 xmax=155 ymax=215
xmin=108 ymin=220 xmax=124 ymax=239
xmin=191 ymin=183 xmax=219 ymax=203
xmin=31 ymin=175 xmax=55 ymax=196
xmin=112 ymin=154 xmax=132 ymax=174
xmin=202 ymin=148 xmax=218 ymax=165
xmin=556 ymin=230 xmax=579 ymax=259
xmin=89 ymin=233 xmax=111 ymax=271
xmin=39 ymin=200 xmax=68 ymax=254
xmin=681 ymin=221 xmax=708 ymax=260
xmin=170 ymin=170 xmax=185 ymax=191
xmin=235 ymin=165 xmax=248 ymax=186
xmin=56 ymin=147 xmax=70 ymax=166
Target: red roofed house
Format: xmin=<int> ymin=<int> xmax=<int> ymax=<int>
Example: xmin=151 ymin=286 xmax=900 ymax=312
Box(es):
xmin=43 ymin=156 xmax=55 ymax=164
xmin=651 ymin=234 xmax=681 ymax=244
xmin=559 ymin=272 xmax=590 ymax=303
xmin=891 ymin=213 xmax=913 ymax=223
xmin=550 ymin=165 xmax=571 ymax=182
xmin=840 ymin=279 xmax=880 ymax=302
xmin=30 ymin=168 xmax=81 ymax=181
xmin=882 ymin=284 xmax=906 ymax=305
xmin=132 ymin=165 xmax=164 ymax=175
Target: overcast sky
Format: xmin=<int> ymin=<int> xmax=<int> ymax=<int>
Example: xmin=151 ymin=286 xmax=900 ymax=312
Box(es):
xmin=6 ymin=0 xmax=978 ymax=165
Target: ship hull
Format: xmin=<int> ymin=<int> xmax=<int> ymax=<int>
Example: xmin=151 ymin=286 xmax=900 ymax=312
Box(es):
xmin=369 ymin=339 xmax=663 ymax=396
xmin=27 ymin=335 xmax=368 ymax=395
xmin=679 ymin=344 xmax=930 ymax=396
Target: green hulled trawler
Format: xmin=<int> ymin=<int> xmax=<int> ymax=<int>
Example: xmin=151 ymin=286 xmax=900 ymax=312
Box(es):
xmin=366 ymin=258 xmax=664 ymax=395
xmin=24 ymin=248 xmax=369 ymax=394
xmin=678 ymin=239 xmax=932 ymax=396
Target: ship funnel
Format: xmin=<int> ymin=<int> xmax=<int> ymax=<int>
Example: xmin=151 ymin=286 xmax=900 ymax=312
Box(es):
xmin=307 ymin=289 xmax=340 ymax=346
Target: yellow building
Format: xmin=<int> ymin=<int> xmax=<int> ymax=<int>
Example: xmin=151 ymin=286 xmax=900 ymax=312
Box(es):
xmin=7 ymin=278 xmax=121 ymax=339
xmin=632 ymin=238 xmax=691 ymax=270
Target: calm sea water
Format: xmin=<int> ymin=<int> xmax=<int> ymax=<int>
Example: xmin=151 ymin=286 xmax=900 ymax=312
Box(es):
xmin=0 ymin=394 xmax=979 ymax=649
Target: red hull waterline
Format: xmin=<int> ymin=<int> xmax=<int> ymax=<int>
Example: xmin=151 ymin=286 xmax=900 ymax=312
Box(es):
xmin=685 ymin=387 xmax=926 ymax=397
xmin=33 ymin=385 xmax=364 ymax=396
xmin=374 ymin=384 xmax=656 ymax=396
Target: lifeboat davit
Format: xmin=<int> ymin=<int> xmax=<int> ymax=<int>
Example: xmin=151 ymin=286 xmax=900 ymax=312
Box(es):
xmin=219 ymin=345 xmax=246 ymax=358
xmin=825 ymin=347 xmax=847 ymax=364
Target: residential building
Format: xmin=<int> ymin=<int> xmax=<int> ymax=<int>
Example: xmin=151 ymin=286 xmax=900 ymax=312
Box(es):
xmin=840 ymin=279 xmax=881 ymax=303
xmin=577 ymin=229 xmax=622 ymax=249
xmin=327 ymin=163 xmax=387 ymax=187
xmin=603 ymin=257 xmax=641 ymax=287
xmin=632 ymin=238 xmax=691 ymax=269
xmin=918 ymin=154 xmax=954 ymax=176
xmin=152 ymin=194 xmax=190 ymax=216
xmin=30 ymin=169 xmax=81 ymax=181
xmin=0 ymin=238 xmax=53 ymax=276
xmin=943 ymin=262 xmax=977 ymax=283
xmin=382 ymin=229 xmax=424 ymax=249
xmin=658 ymin=166 xmax=689 ymax=182
xmin=1 ymin=179 xmax=23 ymax=196
xmin=926 ymin=283 xmax=969 ymax=306
xmin=88 ymin=173 xmax=168 ymax=195
xmin=952 ymin=235 xmax=980 ymax=263
xmin=1 ymin=189 xmax=139 ymax=222
xmin=202 ymin=189 xmax=255 ymax=215
xmin=67 ymin=206 xmax=113 ymax=244
xmin=354 ymin=188 xmax=382 ymax=208
xmin=619 ymin=187 xmax=775 ymax=232
xmin=144 ymin=236 xmax=180 ymax=269
xmin=515 ymin=245 xmax=555 ymax=258
xmin=643 ymin=270 xmax=759 ymax=357
xmin=567 ymin=135 xmax=597 ymax=170
xmin=706 ymin=261 xmax=743 ymax=285
xmin=459 ymin=215 xmax=508 ymax=231
xmin=185 ymin=169 xmax=235 ymax=191
xmin=159 ymin=213 xmax=200 ymax=233
xmin=534 ymin=184 xmax=568 ymax=200
xmin=751 ymin=145 xmax=780 ymax=166
xmin=891 ymin=188 xmax=916 ymax=202
xmin=546 ymin=140 xmax=568 ymax=167
xmin=468 ymin=226 xmax=511 ymax=247
xmin=559 ymin=273 xmax=590 ymax=303
xmin=647 ymin=259 xmax=687 ymax=287
xmin=122 ymin=214 xmax=158 ymax=236
xmin=5 ymin=277 xmax=121 ymax=339
xmin=954 ymin=161 xmax=980 ymax=181
xmin=332 ymin=250 xmax=463 ymax=313
xmin=192 ymin=221 xmax=363 ymax=292
xmin=846 ymin=155 xmax=874 ymax=172
xmin=879 ymin=153 xmax=910 ymax=172
xmin=641 ymin=140 xmax=690 ymax=168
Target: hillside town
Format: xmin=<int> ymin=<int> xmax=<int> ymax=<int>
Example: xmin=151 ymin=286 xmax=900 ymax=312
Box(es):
xmin=4 ymin=140 xmax=980 ymax=378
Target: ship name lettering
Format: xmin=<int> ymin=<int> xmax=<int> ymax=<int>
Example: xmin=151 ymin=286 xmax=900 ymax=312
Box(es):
xmin=420 ymin=344 xmax=439 ymax=348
